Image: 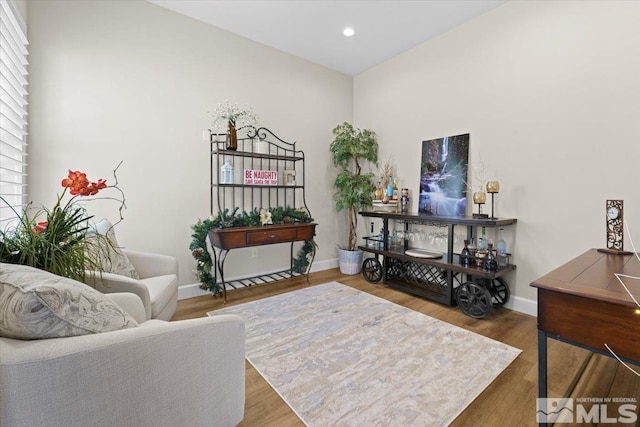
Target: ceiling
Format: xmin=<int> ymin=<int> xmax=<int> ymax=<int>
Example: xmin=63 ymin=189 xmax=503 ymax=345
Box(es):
xmin=148 ymin=0 xmax=508 ymax=76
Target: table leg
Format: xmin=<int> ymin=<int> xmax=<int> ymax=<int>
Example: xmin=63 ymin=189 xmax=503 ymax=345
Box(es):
xmin=538 ymin=329 xmax=547 ymax=399
xmin=538 ymin=329 xmax=548 ymax=427
xmin=217 ymin=249 xmax=229 ymax=304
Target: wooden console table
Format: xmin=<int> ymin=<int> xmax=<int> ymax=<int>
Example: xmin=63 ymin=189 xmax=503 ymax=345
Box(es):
xmin=530 ymin=249 xmax=640 ymax=425
xmin=208 ymin=223 xmax=316 ymax=302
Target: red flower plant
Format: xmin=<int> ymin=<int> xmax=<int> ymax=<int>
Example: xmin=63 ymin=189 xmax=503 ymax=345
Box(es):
xmin=0 ymin=163 xmax=125 ymax=282
xmin=33 ymin=221 xmax=48 ymax=234
xmin=61 ymin=170 xmax=107 ymax=196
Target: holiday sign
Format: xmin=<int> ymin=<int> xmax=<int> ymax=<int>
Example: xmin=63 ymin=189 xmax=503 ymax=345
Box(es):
xmin=244 ymin=169 xmax=278 ymax=185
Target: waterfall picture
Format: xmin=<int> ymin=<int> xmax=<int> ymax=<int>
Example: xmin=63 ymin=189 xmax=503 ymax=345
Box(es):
xmin=419 ymin=133 xmax=469 ymax=216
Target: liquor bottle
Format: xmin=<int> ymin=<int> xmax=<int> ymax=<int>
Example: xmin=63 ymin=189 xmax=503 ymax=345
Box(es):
xmin=387 ymin=176 xmax=394 ymax=199
xmin=392 ymin=178 xmax=399 ymax=201
xmin=400 ymin=188 xmax=410 ymax=213
xmin=477 ymin=226 xmax=488 ymax=251
xmin=220 ymin=159 xmax=234 ymax=184
xmin=374 ymin=182 xmax=383 ymax=201
xmin=460 ymin=240 xmax=471 ymax=267
xmin=485 ymin=243 xmax=498 ymax=271
xmin=496 ymin=228 xmax=508 ymax=267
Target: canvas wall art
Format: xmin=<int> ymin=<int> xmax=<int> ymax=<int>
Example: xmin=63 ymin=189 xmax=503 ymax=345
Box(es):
xmin=419 ymin=133 xmax=469 ymax=216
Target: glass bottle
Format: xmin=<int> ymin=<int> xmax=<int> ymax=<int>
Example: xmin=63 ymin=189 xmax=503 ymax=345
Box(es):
xmin=400 ymin=188 xmax=410 ymax=213
xmin=460 ymin=239 xmax=471 ymax=267
xmin=392 ymin=178 xmax=399 ymax=201
xmin=220 ymin=159 xmax=233 ymax=184
xmin=477 ymin=226 xmax=488 ymax=251
xmin=485 ymin=243 xmax=498 ymax=271
xmin=467 ymin=238 xmax=477 ymax=258
xmin=374 ymin=182 xmax=383 ymax=201
xmin=387 ymin=176 xmax=394 ymax=199
xmin=496 ymin=228 xmax=507 ymax=267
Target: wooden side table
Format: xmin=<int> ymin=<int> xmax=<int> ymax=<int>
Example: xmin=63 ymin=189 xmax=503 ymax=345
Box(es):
xmin=530 ymin=249 xmax=640 ymax=425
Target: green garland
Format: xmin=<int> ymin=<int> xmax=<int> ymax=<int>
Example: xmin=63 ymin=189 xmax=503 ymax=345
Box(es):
xmin=190 ymin=207 xmax=316 ymax=295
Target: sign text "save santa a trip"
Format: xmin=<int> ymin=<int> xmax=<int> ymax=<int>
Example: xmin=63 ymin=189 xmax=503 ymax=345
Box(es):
xmin=244 ymin=169 xmax=278 ymax=185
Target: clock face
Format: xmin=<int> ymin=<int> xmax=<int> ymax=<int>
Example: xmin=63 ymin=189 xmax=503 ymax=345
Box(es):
xmin=607 ymin=206 xmax=619 ymax=220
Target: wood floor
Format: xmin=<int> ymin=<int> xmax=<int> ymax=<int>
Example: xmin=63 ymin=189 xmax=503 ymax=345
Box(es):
xmin=173 ymin=269 xmax=640 ymax=427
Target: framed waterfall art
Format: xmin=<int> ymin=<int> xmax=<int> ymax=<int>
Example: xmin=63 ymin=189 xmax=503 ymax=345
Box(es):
xmin=419 ymin=133 xmax=469 ymax=217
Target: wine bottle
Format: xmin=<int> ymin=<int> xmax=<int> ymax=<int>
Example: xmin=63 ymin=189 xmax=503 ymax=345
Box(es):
xmin=485 ymin=243 xmax=498 ymax=271
xmin=496 ymin=228 xmax=507 ymax=267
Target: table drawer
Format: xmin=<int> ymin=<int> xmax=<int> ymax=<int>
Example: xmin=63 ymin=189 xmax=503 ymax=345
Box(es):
xmin=538 ymin=288 xmax=640 ymax=361
xmin=246 ymin=228 xmax=298 ymax=245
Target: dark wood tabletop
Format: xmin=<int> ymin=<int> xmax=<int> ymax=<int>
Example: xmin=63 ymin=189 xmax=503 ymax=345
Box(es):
xmin=531 ymin=248 xmax=640 ymax=308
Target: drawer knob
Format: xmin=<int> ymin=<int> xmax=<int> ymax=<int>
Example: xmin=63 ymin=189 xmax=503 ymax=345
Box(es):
xmin=269 ymin=234 xmax=277 ymax=238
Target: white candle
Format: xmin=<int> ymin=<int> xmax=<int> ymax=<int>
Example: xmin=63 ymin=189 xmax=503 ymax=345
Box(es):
xmin=202 ymin=130 xmax=209 ymax=142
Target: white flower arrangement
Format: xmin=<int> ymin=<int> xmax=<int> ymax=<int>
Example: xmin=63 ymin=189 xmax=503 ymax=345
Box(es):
xmin=210 ymin=101 xmax=258 ymax=133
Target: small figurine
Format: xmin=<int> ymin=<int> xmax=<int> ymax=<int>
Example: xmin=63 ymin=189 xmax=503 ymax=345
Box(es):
xmin=260 ymin=208 xmax=272 ymax=225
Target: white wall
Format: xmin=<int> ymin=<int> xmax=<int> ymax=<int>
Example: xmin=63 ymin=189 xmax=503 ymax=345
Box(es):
xmin=25 ymin=0 xmax=640 ymax=307
xmin=26 ymin=0 xmax=352 ymax=287
xmin=354 ymin=0 xmax=640 ymax=303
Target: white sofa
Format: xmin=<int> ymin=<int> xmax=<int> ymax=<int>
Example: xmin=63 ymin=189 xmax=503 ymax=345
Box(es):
xmin=84 ymin=249 xmax=179 ymax=321
xmin=0 ymin=292 xmax=246 ymax=427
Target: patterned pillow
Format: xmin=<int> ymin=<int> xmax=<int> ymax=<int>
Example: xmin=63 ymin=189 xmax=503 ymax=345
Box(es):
xmin=0 ymin=263 xmax=138 ymax=340
xmin=87 ymin=219 xmax=139 ymax=279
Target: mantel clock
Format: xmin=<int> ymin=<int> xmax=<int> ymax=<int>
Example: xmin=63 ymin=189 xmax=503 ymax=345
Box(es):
xmin=597 ymin=199 xmax=632 ymax=255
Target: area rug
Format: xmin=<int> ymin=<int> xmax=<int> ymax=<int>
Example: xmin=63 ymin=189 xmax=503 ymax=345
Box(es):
xmin=209 ymin=282 xmax=521 ymax=426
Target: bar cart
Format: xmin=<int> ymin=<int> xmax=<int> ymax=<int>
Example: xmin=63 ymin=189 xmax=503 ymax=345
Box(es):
xmin=359 ymin=211 xmax=517 ymax=318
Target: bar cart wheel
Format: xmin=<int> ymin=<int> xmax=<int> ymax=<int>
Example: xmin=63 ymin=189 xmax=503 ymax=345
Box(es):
xmin=486 ymin=277 xmax=510 ymax=306
xmin=362 ymin=257 xmax=383 ymax=283
xmin=456 ymin=281 xmax=493 ymax=319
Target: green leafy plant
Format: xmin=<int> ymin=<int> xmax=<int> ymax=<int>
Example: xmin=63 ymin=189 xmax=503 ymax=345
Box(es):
xmin=0 ymin=165 xmax=125 ymax=282
xmin=330 ymin=122 xmax=378 ymax=251
xmin=189 ymin=206 xmax=315 ymax=295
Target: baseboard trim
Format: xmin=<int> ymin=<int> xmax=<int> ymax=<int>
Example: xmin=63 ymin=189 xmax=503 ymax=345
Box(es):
xmin=503 ymin=295 xmax=537 ymax=317
xmin=178 ymin=257 xmax=339 ymax=300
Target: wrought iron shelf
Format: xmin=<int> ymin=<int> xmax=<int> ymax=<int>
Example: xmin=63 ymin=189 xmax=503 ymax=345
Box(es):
xmin=208 ymin=126 xmax=315 ymax=303
xmin=213 ymin=183 xmax=304 ymax=189
xmin=213 ymin=149 xmax=304 ymax=162
xmin=218 ymin=268 xmax=306 ymax=291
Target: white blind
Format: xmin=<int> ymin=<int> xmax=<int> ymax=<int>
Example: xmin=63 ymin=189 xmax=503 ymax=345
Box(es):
xmin=0 ymin=0 xmax=28 ymax=225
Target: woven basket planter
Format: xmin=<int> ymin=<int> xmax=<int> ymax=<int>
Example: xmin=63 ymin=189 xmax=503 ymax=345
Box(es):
xmin=338 ymin=248 xmax=364 ymax=275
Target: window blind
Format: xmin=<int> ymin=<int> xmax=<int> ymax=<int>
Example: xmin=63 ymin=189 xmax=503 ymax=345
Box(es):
xmin=0 ymin=0 xmax=28 ymax=225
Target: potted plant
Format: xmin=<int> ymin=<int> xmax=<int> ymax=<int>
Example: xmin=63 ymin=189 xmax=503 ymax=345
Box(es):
xmin=210 ymin=101 xmax=258 ymax=150
xmin=0 ymin=165 xmax=125 ymax=282
xmin=330 ymin=122 xmax=378 ymax=274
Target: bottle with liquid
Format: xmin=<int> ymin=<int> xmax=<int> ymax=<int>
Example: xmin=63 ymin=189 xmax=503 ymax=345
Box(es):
xmin=387 ymin=176 xmax=394 ymax=199
xmin=392 ymin=178 xmax=399 ymax=201
xmin=400 ymin=188 xmax=410 ymax=213
xmin=496 ymin=228 xmax=507 ymax=267
xmin=367 ymin=222 xmax=376 ymax=247
xmin=220 ymin=159 xmax=234 ymax=184
xmin=460 ymin=240 xmax=471 ymax=267
xmin=485 ymin=243 xmax=498 ymax=271
xmin=477 ymin=226 xmax=488 ymax=251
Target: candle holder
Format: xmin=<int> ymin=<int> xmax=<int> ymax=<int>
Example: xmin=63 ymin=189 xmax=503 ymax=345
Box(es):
xmin=472 ymin=189 xmax=488 ymax=219
xmin=486 ymin=180 xmax=500 ymax=219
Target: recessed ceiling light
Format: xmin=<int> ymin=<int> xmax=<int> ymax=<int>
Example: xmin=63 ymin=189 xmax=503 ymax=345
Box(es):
xmin=343 ymin=27 xmax=355 ymax=37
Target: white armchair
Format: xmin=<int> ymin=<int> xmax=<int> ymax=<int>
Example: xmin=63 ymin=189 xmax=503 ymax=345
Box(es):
xmin=0 ymin=292 xmax=246 ymax=427
xmin=84 ymin=249 xmax=179 ymax=321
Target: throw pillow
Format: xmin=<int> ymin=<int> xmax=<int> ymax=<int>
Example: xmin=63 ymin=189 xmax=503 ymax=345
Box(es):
xmin=87 ymin=219 xmax=139 ymax=279
xmin=0 ymin=263 xmax=138 ymax=340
